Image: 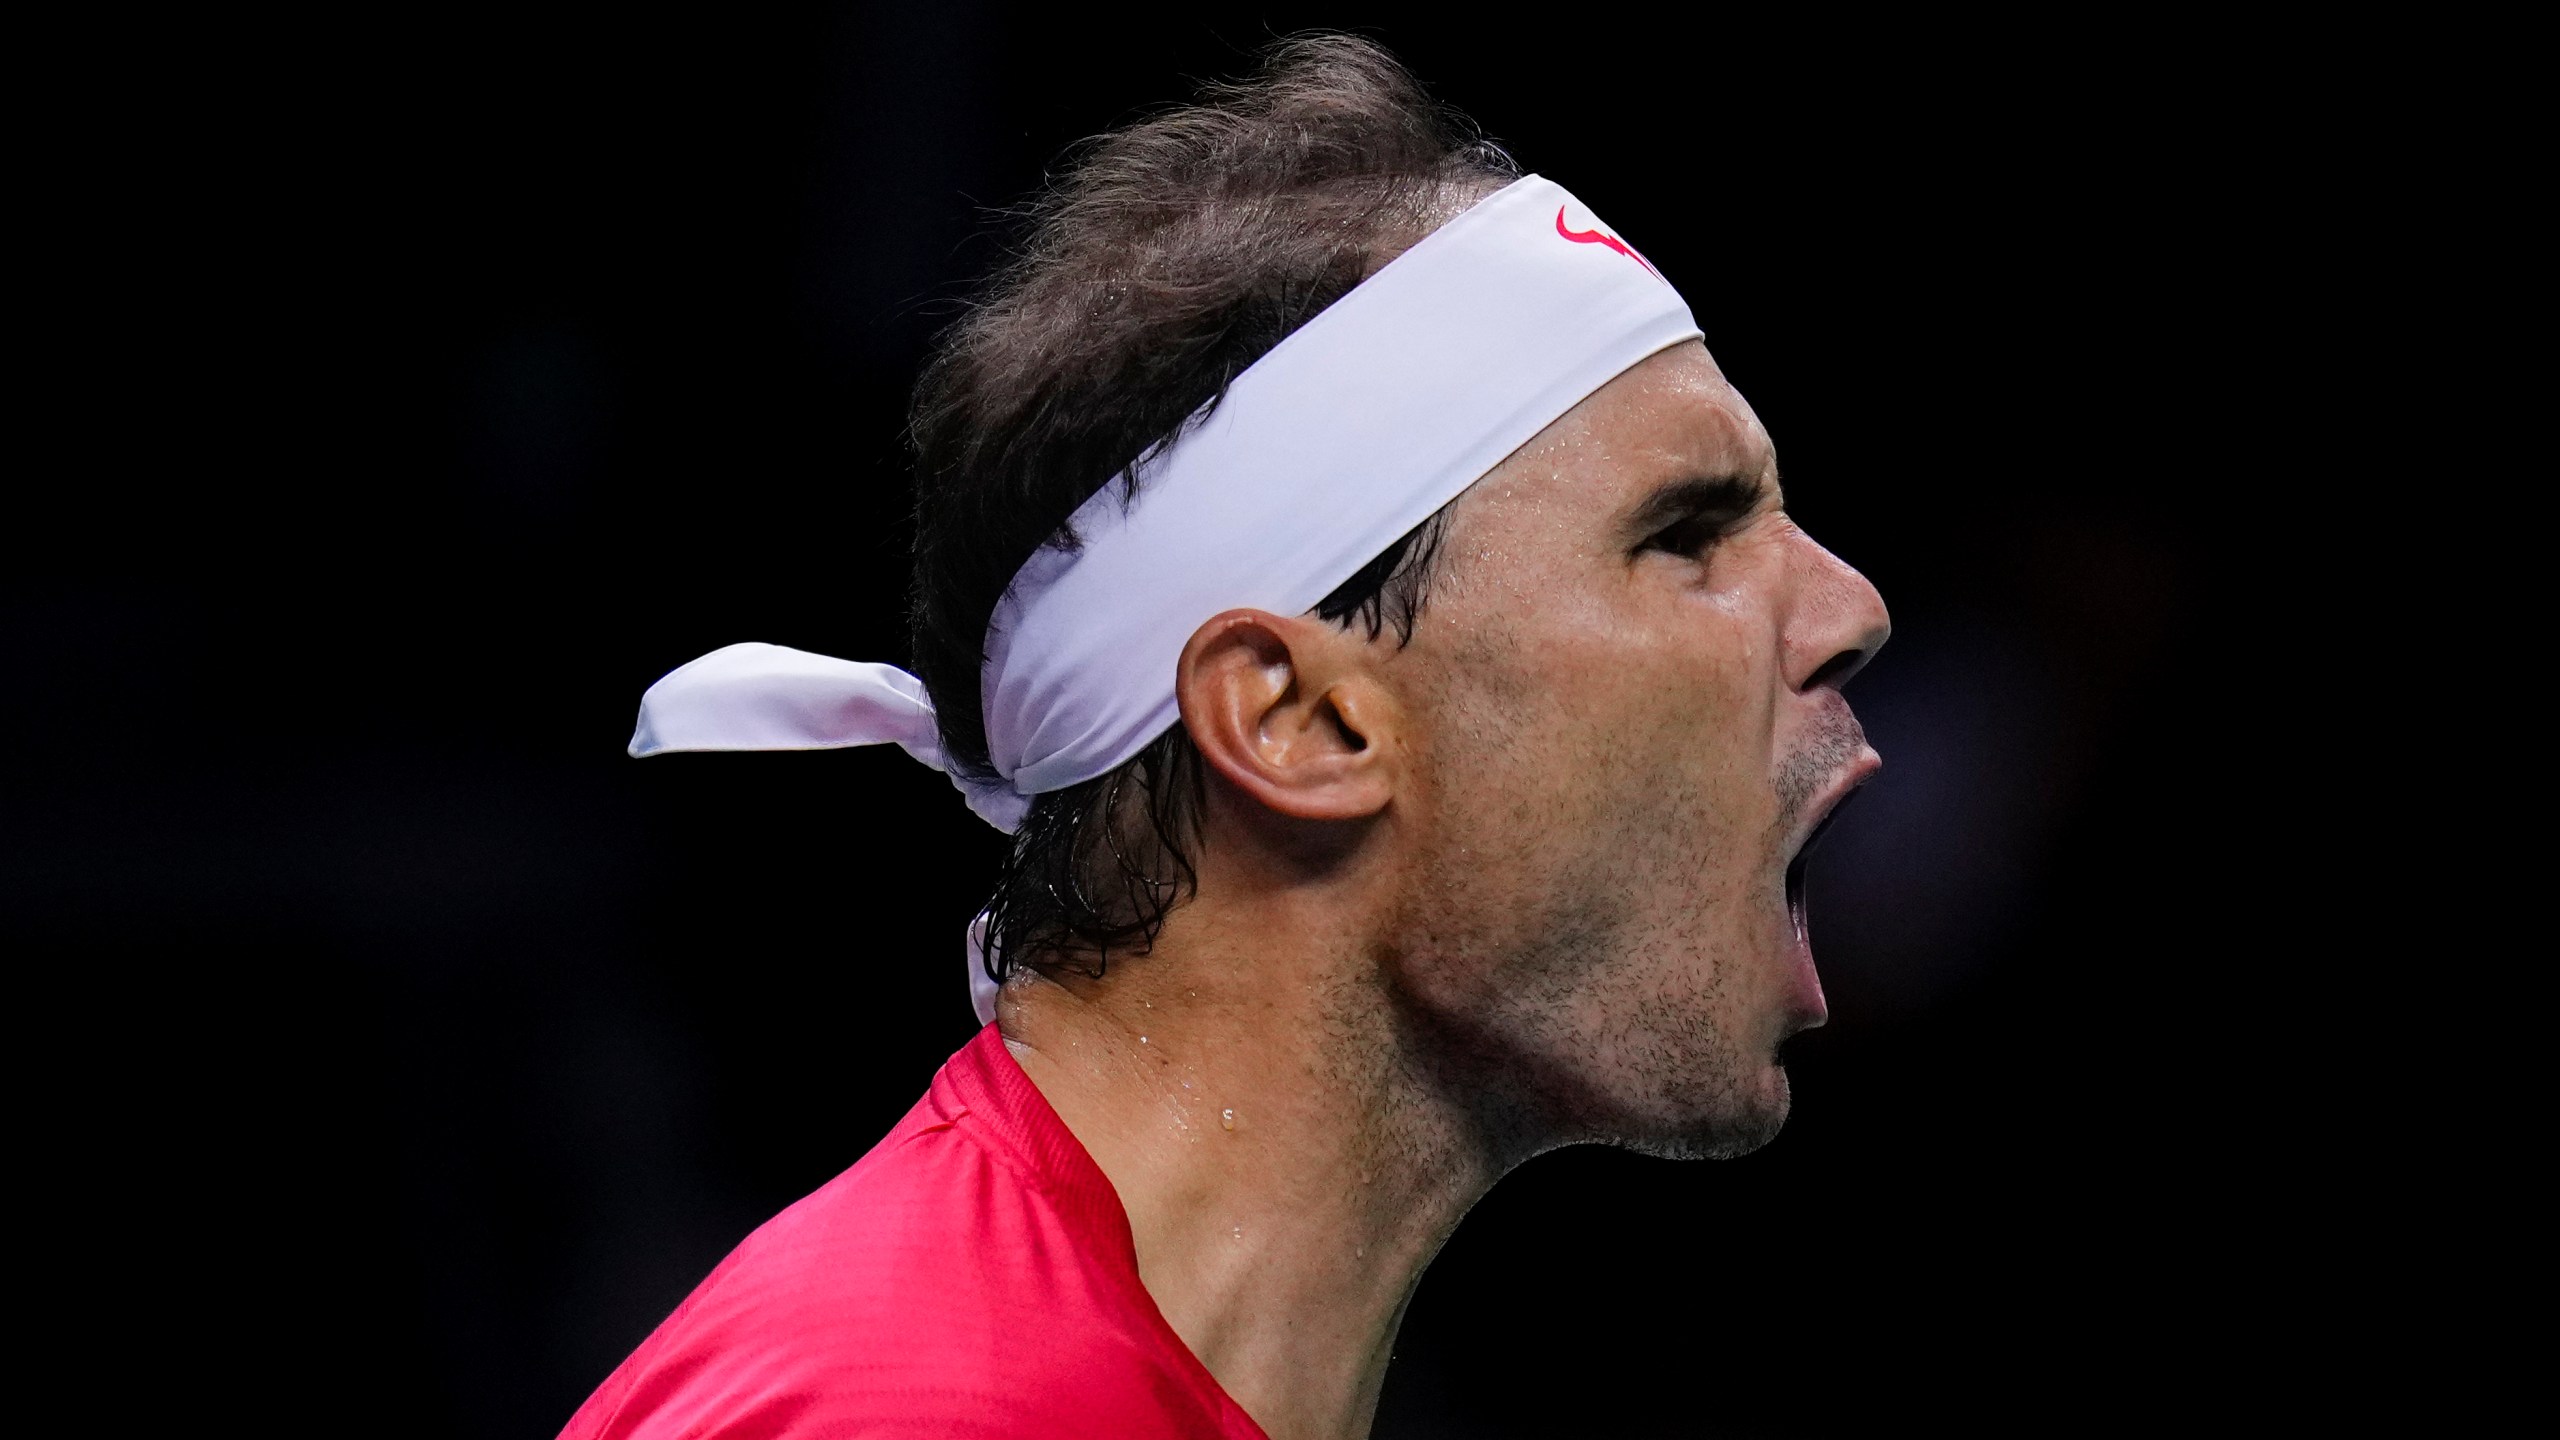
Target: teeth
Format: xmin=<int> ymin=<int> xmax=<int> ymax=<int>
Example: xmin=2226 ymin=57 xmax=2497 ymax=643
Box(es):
xmin=1785 ymin=853 xmax=1809 ymax=943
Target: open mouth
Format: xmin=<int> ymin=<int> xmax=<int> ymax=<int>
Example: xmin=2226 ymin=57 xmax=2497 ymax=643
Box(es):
xmin=1784 ymin=789 xmax=1858 ymax=937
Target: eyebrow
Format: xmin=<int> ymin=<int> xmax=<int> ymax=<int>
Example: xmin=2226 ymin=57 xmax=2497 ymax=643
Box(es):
xmin=1621 ymin=472 xmax=1772 ymax=541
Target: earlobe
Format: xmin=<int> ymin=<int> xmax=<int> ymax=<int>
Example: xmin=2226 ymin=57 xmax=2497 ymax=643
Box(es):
xmin=1176 ymin=610 xmax=1396 ymax=822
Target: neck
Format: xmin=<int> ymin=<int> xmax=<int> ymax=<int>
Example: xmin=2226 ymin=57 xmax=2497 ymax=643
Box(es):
xmin=1000 ymin=886 xmax=1496 ymax=1440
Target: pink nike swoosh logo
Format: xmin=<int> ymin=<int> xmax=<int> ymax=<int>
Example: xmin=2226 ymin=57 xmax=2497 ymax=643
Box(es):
xmin=1556 ymin=206 xmax=1662 ymax=279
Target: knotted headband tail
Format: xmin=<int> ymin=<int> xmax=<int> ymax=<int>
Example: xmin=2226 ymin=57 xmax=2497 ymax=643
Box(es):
xmin=628 ymin=643 xmax=1028 ymax=833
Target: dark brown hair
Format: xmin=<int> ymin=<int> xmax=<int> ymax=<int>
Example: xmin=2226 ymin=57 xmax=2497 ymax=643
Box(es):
xmin=906 ymin=35 xmax=1517 ymax=983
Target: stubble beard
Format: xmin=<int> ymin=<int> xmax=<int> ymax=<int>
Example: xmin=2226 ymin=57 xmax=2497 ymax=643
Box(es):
xmin=1383 ymin=750 xmax=1795 ymax=1171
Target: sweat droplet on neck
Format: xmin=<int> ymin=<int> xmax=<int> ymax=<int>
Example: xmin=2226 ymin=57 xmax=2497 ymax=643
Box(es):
xmin=1221 ymin=1108 xmax=1235 ymax=1131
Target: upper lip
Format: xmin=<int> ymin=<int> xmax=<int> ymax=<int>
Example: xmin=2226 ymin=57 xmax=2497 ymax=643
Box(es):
xmin=1786 ymin=749 xmax=1882 ymax=864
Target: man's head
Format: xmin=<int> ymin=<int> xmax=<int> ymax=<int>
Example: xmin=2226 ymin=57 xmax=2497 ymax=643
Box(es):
xmin=909 ymin=37 xmax=1886 ymax=1162
xmin=1156 ymin=341 xmax=1884 ymax=1162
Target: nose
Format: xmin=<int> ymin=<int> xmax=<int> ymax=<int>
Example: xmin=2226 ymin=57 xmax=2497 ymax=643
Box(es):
xmin=1782 ymin=528 xmax=1891 ymax=695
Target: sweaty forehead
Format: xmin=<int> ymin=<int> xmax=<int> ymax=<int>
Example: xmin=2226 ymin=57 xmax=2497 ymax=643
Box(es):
xmin=1463 ymin=341 xmax=1774 ymax=527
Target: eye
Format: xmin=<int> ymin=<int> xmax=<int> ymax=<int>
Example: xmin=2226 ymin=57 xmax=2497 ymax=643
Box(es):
xmin=1630 ymin=476 xmax=1769 ymax=561
xmin=1643 ymin=511 xmax=1732 ymax=558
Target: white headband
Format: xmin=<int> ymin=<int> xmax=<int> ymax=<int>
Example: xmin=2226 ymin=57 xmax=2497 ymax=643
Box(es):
xmin=627 ymin=174 xmax=1701 ymax=1020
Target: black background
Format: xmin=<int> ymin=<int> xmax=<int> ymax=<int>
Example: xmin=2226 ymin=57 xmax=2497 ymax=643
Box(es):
xmin=13 ymin=7 xmax=2350 ymax=1436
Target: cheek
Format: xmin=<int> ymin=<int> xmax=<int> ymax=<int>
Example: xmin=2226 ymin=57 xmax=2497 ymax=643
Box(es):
xmin=1413 ymin=582 xmax=1783 ymax=897
xmin=1494 ymin=581 xmax=1778 ymax=802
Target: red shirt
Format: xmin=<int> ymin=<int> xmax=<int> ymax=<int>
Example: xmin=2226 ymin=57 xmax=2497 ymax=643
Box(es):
xmin=560 ymin=1025 xmax=1267 ymax=1439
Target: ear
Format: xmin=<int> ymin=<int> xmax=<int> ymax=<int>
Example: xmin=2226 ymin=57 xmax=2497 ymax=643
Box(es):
xmin=1175 ymin=609 xmax=1397 ymax=822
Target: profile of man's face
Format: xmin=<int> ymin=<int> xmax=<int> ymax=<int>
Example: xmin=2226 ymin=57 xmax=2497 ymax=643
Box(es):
xmin=1381 ymin=340 xmax=1889 ymax=1159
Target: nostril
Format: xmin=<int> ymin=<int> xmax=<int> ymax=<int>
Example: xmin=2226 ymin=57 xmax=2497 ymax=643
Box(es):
xmin=1802 ymin=648 xmax=1866 ymax=692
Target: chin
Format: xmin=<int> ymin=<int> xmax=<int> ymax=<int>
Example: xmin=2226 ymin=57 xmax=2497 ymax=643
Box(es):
xmin=1618 ymin=1061 xmax=1793 ymax=1162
